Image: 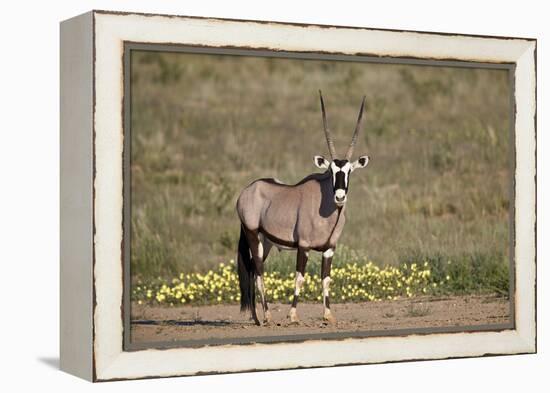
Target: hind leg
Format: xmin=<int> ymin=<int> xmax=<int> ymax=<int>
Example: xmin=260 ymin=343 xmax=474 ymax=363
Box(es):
xmin=245 ymin=230 xmax=273 ymax=325
xmin=258 ymin=234 xmax=274 ymax=324
xmin=241 ymin=228 xmax=261 ymax=326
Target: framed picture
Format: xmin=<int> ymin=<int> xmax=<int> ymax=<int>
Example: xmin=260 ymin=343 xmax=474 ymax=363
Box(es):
xmin=60 ymin=10 xmax=536 ymax=381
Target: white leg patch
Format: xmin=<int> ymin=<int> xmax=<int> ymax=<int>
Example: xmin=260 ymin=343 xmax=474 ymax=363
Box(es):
xmin=256 ymin=276 xmax=265 ymax=310
xmin=256 ymin=241 xmax=263 ymax=260
xmin=322 ymin=276 xmax=332 ymax=298
xmin=323 ymin=248 xmax=334 ymax=258
xmin=294 ymin=272 xmax=305 ymax=296
xmin=256 ymin=275 xmax=265 ymax=294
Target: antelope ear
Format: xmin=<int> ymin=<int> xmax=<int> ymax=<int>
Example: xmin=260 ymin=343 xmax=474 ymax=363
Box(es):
xmin=351 ymin=155 xmax=369 ymax=172
xmin=314 ymin=155 xmax=330 ymax=169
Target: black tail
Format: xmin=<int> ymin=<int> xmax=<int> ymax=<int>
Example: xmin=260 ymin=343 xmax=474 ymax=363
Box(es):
xmin=237 ymin=226 xmax=256 ymax=313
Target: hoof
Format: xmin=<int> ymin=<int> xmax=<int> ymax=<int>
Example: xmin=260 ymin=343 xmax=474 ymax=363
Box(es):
xmin=263 ymin=311 xmax=274 ymax=325
xmin=289 ymin=317 xmax=300 ymax=325
xmin=289 ymin=316 xmax=300 ymax=324
xmin=288 ymin=307 xmax=300 ymax=324
xmin=323 ymin=311 xmax=337 ymax=325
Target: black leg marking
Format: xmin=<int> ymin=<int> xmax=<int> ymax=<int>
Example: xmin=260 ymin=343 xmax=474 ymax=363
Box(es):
xmin=291 ymin=294 xmax=299 ymax=308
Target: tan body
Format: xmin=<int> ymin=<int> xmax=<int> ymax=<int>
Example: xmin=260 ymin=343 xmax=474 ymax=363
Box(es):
xmin=235 ymin=172 xmax=349 ymax=326
xmin=237 ymin=173 xmax=346 ymax=252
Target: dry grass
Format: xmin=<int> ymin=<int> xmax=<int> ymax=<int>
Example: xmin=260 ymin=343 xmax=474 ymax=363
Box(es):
xmin=130 ymin=50 xmax=511 ymax=285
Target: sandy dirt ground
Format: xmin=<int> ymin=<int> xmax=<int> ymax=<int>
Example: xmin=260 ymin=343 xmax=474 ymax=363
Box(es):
xmin=130 ymin=295 xmax=510 ymax=345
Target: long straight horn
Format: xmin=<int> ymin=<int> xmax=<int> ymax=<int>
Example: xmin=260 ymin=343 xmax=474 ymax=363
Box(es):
xmin=319 ymin=90 xmax=337 ymax=159
xmin=345 ymin=96 xmax=366 ymax=160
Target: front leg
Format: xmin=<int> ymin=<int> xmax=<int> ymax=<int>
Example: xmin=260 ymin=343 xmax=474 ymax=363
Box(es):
xmin=321 ymin=248 xmax=336 ymax=324
xmin=288 ymin=248 xmax=308 ymax=324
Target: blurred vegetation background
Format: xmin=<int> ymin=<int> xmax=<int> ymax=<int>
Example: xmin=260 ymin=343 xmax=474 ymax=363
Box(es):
xmin=130 ymin=50 xmax=511 ymax=286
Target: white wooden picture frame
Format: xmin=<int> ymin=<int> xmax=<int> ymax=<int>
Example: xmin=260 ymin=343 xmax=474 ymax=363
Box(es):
xmin=60 ymin=10 xmax=536 ymax=381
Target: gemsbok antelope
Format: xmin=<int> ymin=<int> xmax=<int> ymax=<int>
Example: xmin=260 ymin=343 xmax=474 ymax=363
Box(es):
xmin=236 ymin=91 xmax=370 ymax=326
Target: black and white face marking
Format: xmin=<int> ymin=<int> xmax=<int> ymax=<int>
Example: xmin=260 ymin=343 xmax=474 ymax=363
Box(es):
xmin=314 ymin=155 xmax=370 ymax=207
xmin=330 ymin=159 xmax=351 ymax=206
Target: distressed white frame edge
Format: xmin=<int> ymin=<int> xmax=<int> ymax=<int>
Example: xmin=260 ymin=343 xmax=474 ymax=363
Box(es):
xmin=60 ymin=11 xmax=94 ymax=381
xmin=88 ymin=11 xmax=535 ymax=381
